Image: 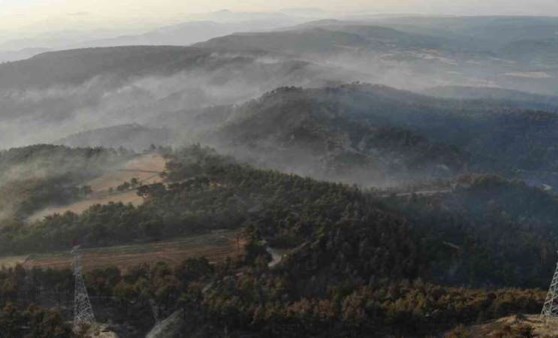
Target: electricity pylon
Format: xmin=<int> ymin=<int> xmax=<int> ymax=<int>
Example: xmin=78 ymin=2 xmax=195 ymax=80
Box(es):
xmin=541 ymin=256 xmax=558 ymax=319
xmin=72 ymin=245 xmax=95 ymax=331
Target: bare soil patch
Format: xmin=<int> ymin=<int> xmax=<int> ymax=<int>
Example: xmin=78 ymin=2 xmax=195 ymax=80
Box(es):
xmin=19 ymin=231 xmax=244 ymax=272
xmin=29 ymin=153 xmax=166 ymax=222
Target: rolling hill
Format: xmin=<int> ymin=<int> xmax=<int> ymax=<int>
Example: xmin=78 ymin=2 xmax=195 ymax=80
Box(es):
xmin=78 ymin=19 xmax=299 ymax=49
xmin=0 ymin=45 xmax=358 ymax=148
xmin=423 ymin=85 xmax=558 ymax=112
xmin=373 ymin=16 xmax=558 ymax=49
xmin=0 ymin=145 xmax=550 ymax=337
xmin=207 ymin=84 xmax=558 ymax=187
xmin=0 ymin=46 xmax=251 ymax=90
xmin=196 ymin=18 xmax=558 ymax=94
xmin=214 ymin=86 xmax=466 ymax=185
xmin=197 ymin=24 xmax=444 ymax=55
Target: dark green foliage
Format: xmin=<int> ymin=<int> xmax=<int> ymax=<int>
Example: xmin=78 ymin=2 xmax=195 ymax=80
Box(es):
xmin=382 ymin=174 xmax=558 ymax=288
xmin=201 ymin=276 xmax=543 ymax=337
xmin=0 ymin=258 xmax=544 ymax=338
xmin=0 ymin=303 xmax=71 ymax=337
xmin=1 ymin=146 xmax=557 ymax=292
xmin=220 ymin=84 xmax=558 ymax=187
xmin=0 ymin=145 xmax=554 ymax=336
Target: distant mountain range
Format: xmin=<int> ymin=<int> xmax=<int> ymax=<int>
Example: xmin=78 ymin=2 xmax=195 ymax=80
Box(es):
xmin=422 ymin=86 xmax=558 ymax=112
xmin=195 ymin=18 xmax=558 ymax=94
xmin=0 ymin=47 xmax=51 ymax=63
xmin=0 ymin=10 xmax=311 ymax=62
xmin=70 ymin=17 xmax=304 ymax=50
xmin=2 ymin=16 xmax=557 ymax=93
xmin=0 ymin=44 xmax=359 ymax=148
xmin=1 ymin=16 xmax=558 ymax=188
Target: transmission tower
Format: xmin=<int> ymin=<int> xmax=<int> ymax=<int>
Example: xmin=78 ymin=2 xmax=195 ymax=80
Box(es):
xmin=72 ymin=245 xmax=96 ymax=331
xmin=541 ymin=256 xmax=558 ymax=319
xmin=149 ymin=298 xmax=160 ymax=323
xmin=18 ymin=267 xmax=36 ymax=306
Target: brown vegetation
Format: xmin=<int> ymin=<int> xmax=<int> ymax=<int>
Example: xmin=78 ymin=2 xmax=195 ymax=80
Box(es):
xmin=447 ymin=314 xmax=558 ymax=337
xmin=28 ymin=153 xmax=165 ymax=222
xmin=20 ymin=231 xmax=244 ymax=272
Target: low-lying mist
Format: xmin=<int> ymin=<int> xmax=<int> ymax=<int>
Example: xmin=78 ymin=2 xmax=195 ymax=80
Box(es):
xmin=1 ymin=28 xmax=557 ymax=191
xmin=0 ymin=52 xmax=359 ymax=149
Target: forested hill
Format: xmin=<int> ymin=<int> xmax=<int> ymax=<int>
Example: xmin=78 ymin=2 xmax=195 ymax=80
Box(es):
xmin=0 ymin=46 xmax=206 ymax=89
xmin=0 ymin=145 xmax=554 ymax=336
xmin=196 ymin=25 xmax=444 ymax=55
xmin=423 ymin=86 xmax=558 ymax=112
xmin=216 ymin=86 xmax=466 ymax=185
xmin=0 ymin=45 xmax=333 ymax=91
xmin=382 ymin=174 xmax=558 ymax=288
xmin=214 ymin=84 xmax=558 ymax=187
xmin=0 ymin=45 xmax=357 ymax=149
xmin=1 ymin=145 xmax=556 ymax=291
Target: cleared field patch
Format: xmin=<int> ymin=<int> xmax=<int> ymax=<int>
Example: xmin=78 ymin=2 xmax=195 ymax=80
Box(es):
xmin=19 ymin=231 xmax=244 ymax=271
xmin=0 ymin=255 xmax=29 ymax=269
xmin=467 ymin=315 xmax=557 ymax=337
xmin=89 ymin=153 xmax=166 ymax=192
xmin=29 ymin=153 xmax=166 ymax=222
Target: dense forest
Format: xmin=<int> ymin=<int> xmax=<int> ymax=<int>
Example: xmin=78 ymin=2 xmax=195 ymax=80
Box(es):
xmin=0 ymin=145 xmax=555 ymax=336
xmin=0 ymin=253 xmax=545 ymax=337
xmin=2 ymin=145 xmax=557 ymax=289
xmin=208 ymin=84 xmax=558 ymax=189
xmin=381 ymin=174 xmax=558 ymax=288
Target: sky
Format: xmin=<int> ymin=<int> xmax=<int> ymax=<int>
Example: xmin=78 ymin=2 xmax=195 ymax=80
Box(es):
xmin=1 ymin=0 xmax=557 ymax=39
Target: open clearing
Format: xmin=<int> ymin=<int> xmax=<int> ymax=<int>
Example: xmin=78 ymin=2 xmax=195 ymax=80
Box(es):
xmin=17 ymin=231 xmax=243 ymax=271
xmin=466 ymin=314 xmax=558 ymax=337
xmin=29 ymin=153 xmax=166 ymax=222
xmin=0 ymin=255 xmax=29 ymax=269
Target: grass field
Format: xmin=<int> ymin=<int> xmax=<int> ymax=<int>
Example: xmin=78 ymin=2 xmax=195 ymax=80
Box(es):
xmin=468 ymin=315 xmax=557 ymax=337
xmin=0 ymin=255 xmax=29 ymax=269
xmin=29 ymin=153 xmax=166 ymax=222
xmin=14 ymin=230 xmax=244 ymax=271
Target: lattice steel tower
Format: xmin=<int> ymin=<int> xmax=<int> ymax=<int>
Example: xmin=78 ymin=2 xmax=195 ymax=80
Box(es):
xmin=72 ymin=245 xmax=95 ymax=331
xmin=541 ymin=255 xmax=558 ymax=318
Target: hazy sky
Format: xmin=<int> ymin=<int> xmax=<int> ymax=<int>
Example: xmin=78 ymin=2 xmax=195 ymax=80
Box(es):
xmin=1 ymin=0 xmax=557 ymax=37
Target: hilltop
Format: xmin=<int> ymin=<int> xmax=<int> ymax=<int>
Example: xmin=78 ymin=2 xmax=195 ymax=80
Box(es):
xmin=209 ymin=84 xmax=558 ymax=188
